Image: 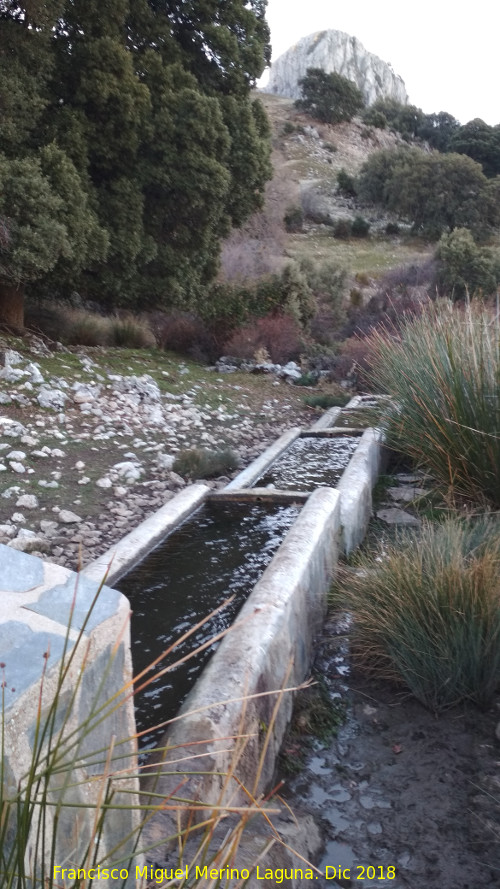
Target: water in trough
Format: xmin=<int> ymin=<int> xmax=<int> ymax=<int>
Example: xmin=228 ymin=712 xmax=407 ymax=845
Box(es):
xmin=117 ymin=500 xmax=301 ymax=750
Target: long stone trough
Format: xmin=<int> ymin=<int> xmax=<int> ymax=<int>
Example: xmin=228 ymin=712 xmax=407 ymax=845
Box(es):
xmin=0 ymin=395 xmax=385 ymax=868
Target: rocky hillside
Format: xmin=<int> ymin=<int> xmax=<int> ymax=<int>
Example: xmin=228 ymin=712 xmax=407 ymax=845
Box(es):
xmin=0 ymin=339 xmax=317 ymax=572
xmin=220 ymin=92 xmax=428 ymax=282
xmin=267 ymin=30 xmax=407 ymax=106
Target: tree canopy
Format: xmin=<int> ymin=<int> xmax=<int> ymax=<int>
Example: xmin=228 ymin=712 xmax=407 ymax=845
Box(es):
xmin=295 ymin=68 xmax=364 ymax=125
xmin=358 ymin=147 xmax=499 ymax=239
xmin=0 ymin=0 xmax=272 ymax=323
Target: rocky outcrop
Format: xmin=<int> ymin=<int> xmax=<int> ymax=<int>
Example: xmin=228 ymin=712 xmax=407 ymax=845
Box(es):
xmin=267 ymin=30 xmax=407 ymax=107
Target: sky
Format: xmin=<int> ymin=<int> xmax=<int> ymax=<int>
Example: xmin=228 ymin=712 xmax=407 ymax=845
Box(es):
xmin=259 ymin=0 xmax=500 ymax=126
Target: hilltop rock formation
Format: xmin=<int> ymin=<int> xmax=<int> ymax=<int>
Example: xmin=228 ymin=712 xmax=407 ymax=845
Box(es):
xmin=267 ymin=30 xmax=408 ymax=107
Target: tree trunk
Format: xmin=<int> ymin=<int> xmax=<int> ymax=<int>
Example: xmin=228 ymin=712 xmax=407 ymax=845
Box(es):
xmin=0 ymin=281 xmax=24 ymax=329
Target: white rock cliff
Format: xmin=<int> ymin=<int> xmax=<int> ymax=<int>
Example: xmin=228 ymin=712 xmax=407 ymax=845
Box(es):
xmin=267 ymin=30 xmax=408 ymax=107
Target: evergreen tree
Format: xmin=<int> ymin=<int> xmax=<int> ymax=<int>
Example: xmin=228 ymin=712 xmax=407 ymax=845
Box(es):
xmin=295 ymin=68 xmax=364 ymax=124
xmin=0 ymin=0 xmax=272 ymax=322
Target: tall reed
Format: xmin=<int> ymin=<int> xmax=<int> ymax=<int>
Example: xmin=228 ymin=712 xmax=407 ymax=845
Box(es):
xmin=369 ymin=302 xmax=500 ymax=506
xmin=334 ymin=516 xmax=500 ymax=711
xmin=0 ymin=589 xmax=303 ymax=888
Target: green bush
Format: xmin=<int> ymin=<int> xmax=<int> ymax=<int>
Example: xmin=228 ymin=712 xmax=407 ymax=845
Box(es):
xmin=336 ymin=168 xmax=357 ymax=197
xmin=334 ymin=516 xmax=500 ymax=710
xmin=351 ymin=215 xmax=370 ymax=238
xmin=283 ymin=205 xmax=304 ymax=233
xmin=303 ymin=393 xmax=349 ymax=410
xmin=282 ymin=120 xmax=296 ymax=135
xmin=333 ymin=218 xmax=352 ymax=240
xmin=385 ymin=222 xmax=400 ymax=236
xmin=369 ymin=304 xmax=500 ymax=506
xmin=435 ymin=227 xmax=499 ymax=300
xmin=295 ymin=68 xmax=364 ymax=124
xmin=173 ymin=447 xmax=240 ymax=480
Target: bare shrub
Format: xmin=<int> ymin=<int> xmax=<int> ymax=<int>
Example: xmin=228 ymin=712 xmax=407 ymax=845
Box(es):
xmin=224 ymin=314 xmax=303 ymax=364
xmin=151 ymin=311 xmax=215 ymax=361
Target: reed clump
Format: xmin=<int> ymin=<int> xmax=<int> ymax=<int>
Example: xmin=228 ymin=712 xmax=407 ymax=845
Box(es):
xmin=368 ymin=302 xmax=500 ymax=507
xmin=334 ymin=516 xmax=500 ymax=711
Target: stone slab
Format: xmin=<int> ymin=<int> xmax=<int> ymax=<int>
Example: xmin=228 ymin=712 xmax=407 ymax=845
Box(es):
xmin=26 ymin=573 xmax=123 ymax=632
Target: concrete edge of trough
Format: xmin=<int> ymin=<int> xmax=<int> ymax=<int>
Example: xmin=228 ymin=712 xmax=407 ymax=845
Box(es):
xmin=209 ymin=488 xmax=310 ymax=503
xmin=299 ymin=428 xmax=364 ymax=438
xmin=309 ymin=406 xmax=342 ymax=429
xmin=82 ymin=484 xmax=210 ymax=587
xmin=336 ymin=427 xmax=385 ymax=553
xmin=225 ymin=427 xmax=302 ymax=490
xmin=144 ymin=486 xmax=341 ymax=821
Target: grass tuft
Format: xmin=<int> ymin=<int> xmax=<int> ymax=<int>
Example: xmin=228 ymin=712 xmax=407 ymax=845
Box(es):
xmin=368 ymin=302 xmax=500 ymax=507
xmin=333 ymin=516 xmax=500 ymax=711
xmin=173 ymin=447 xmax=240 ymax=480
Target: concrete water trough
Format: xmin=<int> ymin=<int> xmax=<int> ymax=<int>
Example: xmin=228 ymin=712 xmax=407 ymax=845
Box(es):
xmin=81 ymin=403 xmax=384 ymax=809
xmin=0 ymin=397 xmax=385 ymax=865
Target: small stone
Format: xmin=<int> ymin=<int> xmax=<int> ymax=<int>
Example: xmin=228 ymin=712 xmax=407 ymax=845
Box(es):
xmin=75 ymin=461 xmax=85 ymax=470
xmin=96 ymin=477 xmax=112 ymax=488
xmin=15 ymin=494 xmax=39 ymax=509
xmin=6 ymin=450 xmax=27 ymax=461
xmin=376 ymin=508 xmax=421 ymax=526
xmin=25 ymin=362 xmax=44 ymax=384
xmin=11 ymin=513 xmax=25 ymax=523
xmin=387 ymin=486 xmax=430 ymax=502
xmin=58 ymin=509 xmax=83 ymax=524
xmin=9 ymin=462 xmax=25 ymax=474
xmin=8 ymin=536 xmax=50 ymax=554
xmin=40 ymin=520 xmax=58 ymax=533
xmin=50 ymin=448 xmax=66 ymax=458
xmin=2 ymin=486 xmax=21 ymax=499
xmin=78 ymin=477 xmax=91 ymax=485
xmin=0 ymin=524 xmax=16 ymax=538
xmin=37 ymin=387 xmax=67 ymax=410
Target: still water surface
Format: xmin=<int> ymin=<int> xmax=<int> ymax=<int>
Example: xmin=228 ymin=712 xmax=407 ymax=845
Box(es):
xmin=118 ymin=501 xmax=301 ymax=749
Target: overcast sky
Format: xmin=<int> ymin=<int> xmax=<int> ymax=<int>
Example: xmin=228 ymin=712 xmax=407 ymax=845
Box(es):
xmin=260 ymin=1 xmax=499 ymax=126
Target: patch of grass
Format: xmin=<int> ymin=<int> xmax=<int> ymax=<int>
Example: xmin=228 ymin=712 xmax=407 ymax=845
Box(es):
xmin=303 ymin=393 xmax=349 ymax=410
xmin=369 ymin=303 xmax=500 ymax=507
xmin=279 ymin=675 xmax=345 ymax=775
xmin=288 ymin=232 xmax=431 ymax=277
xmin=173 ymin=447 xmax=240 ymax=480
xmin=108 ymin=316 xmax=156 ymax=349
xmin=333 ymin=516 xmax=500 ymax=711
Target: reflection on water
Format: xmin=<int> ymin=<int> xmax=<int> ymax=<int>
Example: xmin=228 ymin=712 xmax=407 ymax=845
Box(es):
xmin=118 ymin=501 xmax=301 ymax=750
xmin=256 ymin=436 xmax=360 ymax=492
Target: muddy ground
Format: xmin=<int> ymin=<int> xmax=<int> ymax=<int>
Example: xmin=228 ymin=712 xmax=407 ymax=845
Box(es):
xmin=280 ymin=613 xmax=500 ymax=888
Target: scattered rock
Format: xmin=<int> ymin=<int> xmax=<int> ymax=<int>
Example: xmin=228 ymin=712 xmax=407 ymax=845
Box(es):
xmin=6 ymin=450 xmax=27 ymax=461
xmin=387 ymin=486 xmax=430 ymax=502
xmin=9 ymin=462 xmax=26 ymax=474
xmin=15 ymin=494 xmax=39 ymax=509
xmin=58 ymin=510 xmax=83 ymax=524
xmin=37 ymin=386 xmax=67 ymax=409
xmin=376 ymin=507 xmax=421 ymax=526
xmin=8 ymin=535 xmax=50 ymax=553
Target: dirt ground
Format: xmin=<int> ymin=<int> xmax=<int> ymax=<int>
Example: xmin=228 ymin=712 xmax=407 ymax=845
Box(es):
xmin=280 ymin=613 xmax=500 ymax=888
